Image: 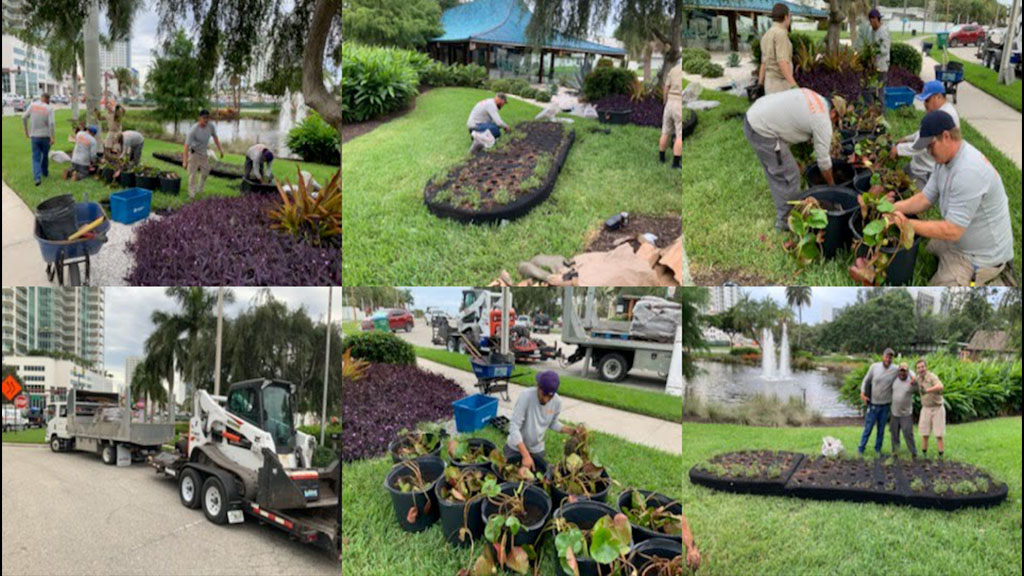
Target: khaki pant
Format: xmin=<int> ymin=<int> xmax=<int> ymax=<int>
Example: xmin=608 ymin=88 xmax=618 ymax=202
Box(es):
xmin=744 ymin=117 xmax=801 ymax=230
xmin=187 ymin=151 xmax=211 ymax=198
xmin=919 ymin=405 xmax=946 ymax=438
xmin=662 ymin=98 xmax=683 ymax=139
xmin=764 ymin=75 xmax=791 ymax=96
xmin=927 ymin=239 xmax=1007 ymax=287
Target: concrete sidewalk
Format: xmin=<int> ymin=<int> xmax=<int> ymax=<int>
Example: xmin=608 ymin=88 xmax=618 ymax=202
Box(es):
xmin=2 ymin=180 xmax=50 ymax=286
xmin=417 ymin=358 xmax=682 ymax=456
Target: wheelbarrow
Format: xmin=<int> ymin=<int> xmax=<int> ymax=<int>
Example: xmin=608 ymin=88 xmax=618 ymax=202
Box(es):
xmin=34 ymin=201 xmax=110 ymax=286
xmin=470 ymin=357 xmax=522 ymax=402
xmin=935 ymin=62 xmax=965 ymax=104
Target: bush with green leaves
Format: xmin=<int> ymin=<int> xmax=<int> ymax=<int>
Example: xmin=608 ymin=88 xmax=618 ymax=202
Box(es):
xmin=286 ymin=112 xmax=341 ymax=165
xmin=419 ymin=61 xmax=488 ymax=88
xmin=340 ymin=43 xmax=422 ymax=123
xmin=343 ymin=331 xmax=416 ymax=366
xmin=891 ymin=42 xmax=924 ymax=75
xmin=483 ymin=78 xmax=553 ymax=102
xmin=582 ymin=66 xmax=637 ymax=102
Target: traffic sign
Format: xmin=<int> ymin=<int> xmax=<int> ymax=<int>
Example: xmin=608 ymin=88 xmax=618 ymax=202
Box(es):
xmin=2 ymin=375 xmax=22 ymax=402
xmin=14 ymin=395 xmax=29 ymax=410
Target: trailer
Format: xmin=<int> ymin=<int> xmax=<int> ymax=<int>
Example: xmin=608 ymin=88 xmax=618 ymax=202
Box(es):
xmin=976 ymin=21 xmax=1022 ymax=76
xmin=46 ymin=389 xmax=174 ymax=465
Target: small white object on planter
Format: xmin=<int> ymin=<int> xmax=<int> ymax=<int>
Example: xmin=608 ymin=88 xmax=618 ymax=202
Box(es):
xmin=821 ymin=436 xmax=846 ymax=458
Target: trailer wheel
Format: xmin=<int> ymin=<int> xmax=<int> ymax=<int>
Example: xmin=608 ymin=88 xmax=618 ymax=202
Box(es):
xmin=202 ymin=477 xmax=229 ymax=525
xmin=597 ymin=353 xmax=629 ymax=383
xmin=179 ymin=469 xmax=202 ymax=510
xmin=101 ymin=444 xmax=117 ymax=466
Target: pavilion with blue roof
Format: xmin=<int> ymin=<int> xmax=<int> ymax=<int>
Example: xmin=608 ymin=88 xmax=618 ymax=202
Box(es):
xmin=428 ymin=0 xmax=627 ymax=84
xmin=685 ymin=0 xmax=829 ymax=52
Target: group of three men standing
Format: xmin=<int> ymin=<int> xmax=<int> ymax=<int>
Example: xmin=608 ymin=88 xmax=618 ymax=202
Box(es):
xmin=859 ymin=349 xmax=947 ymax=458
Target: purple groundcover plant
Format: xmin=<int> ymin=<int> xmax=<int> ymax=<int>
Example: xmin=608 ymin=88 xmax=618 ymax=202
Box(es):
xmin=797 ymin=66 xmax=924 ymax=102
xmin=886 ymin=67 xmax=925 ymax=93
xmin=593 ymin=94 xmax=665 ymax=127
xmin=341 ymin=363 xmax=466 ymax=462
xmin=125 ymin=194 xmax=342 ymax=286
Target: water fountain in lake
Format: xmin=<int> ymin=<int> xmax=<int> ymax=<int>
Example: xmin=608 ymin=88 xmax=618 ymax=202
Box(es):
xmin=761 ymin=323 xmax=792 ymax=381
xmin=779 ymin=322 xmax=792 ymax=379
xmin=762 ymin=327 xmax=777 ymax=380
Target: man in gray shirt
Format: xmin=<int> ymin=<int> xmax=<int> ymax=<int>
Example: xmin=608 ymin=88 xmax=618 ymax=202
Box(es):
xmin=22 ymin=92 xmax=56 ymax=186
xmin=467 ymin=94 xmax=510 ymax=140
xmin=504 ymin=371 xmax=581 ymax=472
xmin=118 ymin=130 xmax=146 ymax=167
xmin=858 ymin=348 xmax=899 ymax=455
xmin=893 ymin=110 xmax=1015 ymax=286
xmin=68 ymin=126 xmax=100 ymax=181
xmin=890 ymin=363 xmax=919 ymax=457
xmin=244 ymin=144 xmax=275 ymax=184
xmin=182 ymin=110 xmax=225 ymax=199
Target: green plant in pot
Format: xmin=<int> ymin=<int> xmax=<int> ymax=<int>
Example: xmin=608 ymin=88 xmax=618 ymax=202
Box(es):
xmin=622 ymin=492 xmax=683 ymax=538
xmin=393 ymin=460 xmax=434 ymax=524
xmin=445 ymin=438 xmax=493 ymax=466
xmin=552 ymin=513 xmax=633 ymax=576
xmin=460 ymin=481 xmax=537 ymax=575
xmin=871 ymin=167 xmax=917 ymax=200
xmin=393 ymin=429 xmax=441 ymax=461
xmin=784 ymin=197 xmax=829 ymax=268
xmin=851 ymin=134 xmax=893 ymax=169
xmin=849 ymin=190 xmax=916 ymax=286
xmin=490 ymin=450 xmax=545 ymax=484
xmin=439 ymin=466 xmax=497 ymax=545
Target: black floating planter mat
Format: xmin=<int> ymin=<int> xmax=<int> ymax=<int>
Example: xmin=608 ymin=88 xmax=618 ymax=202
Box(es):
xmin=152 ymin=151 xmax=244 ymax=180
xmin=681 ymin=110 xmax=698 ymax=141
xmin=690 ymin=452 xmax=1009 ymax=511
xmin=424 ymin=122 xmax=575 ymax=225
xmin=688 ymin=451 xmax=805 ymax=496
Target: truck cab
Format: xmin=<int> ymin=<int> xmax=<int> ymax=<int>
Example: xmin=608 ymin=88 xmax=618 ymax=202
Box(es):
xmin=46 ymin=403 xmax=71 ymax=451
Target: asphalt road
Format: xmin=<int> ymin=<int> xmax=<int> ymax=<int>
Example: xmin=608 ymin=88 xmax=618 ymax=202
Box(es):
xmin=1 ymin=445 xmax=339 ymax=576
xmin=397 ymin=323 xmax=670 ymax=393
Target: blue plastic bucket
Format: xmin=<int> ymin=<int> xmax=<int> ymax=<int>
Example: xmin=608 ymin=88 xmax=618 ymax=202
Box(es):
xmin=109 ymin=188 xmax=152 ymax=225
xmin=453 ymin=394 xmax=498 ymax=434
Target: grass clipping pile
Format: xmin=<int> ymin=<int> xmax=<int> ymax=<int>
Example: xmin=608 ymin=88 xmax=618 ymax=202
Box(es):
xmin=424 ymin=121 xmax=575 ymax=224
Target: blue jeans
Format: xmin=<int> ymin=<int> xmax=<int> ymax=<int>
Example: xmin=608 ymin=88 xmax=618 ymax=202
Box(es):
xmin=859 ymin=403 xmax=891 ymax=455
xmin=471 ymin=122 xmax=502 ymax=139
xmin=31 ymin=137 xmax=51 ymax=182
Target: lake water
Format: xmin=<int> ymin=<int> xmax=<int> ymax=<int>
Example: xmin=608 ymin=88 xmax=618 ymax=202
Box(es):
xmin=164 ymin=118 xmax=293 ymax=156
xmin=685 ymin=360 xmax=860 ymax=418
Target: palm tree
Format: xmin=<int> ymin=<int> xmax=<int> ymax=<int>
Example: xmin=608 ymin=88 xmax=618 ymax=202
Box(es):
xmin=786 ymin=287 xmax=813 ymax=348
xmin=131 ymin=358 xmax=168 ymax=422
xmin=112 ymin=67 xmax=136 ymax=97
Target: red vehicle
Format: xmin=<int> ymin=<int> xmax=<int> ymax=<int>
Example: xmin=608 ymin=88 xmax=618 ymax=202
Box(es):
xmin=949 ymin=24 xmax=986 ymax=47
xmin=362 ymin=309 xmax=415 ymax=333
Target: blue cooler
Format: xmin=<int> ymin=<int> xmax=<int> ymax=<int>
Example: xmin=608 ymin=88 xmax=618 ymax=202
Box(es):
xmin=453 ymin=394 xmax=499 ymax=433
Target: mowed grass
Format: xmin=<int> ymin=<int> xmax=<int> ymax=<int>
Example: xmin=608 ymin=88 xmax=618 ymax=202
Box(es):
xmin=341 ymin=88 xmax=681 ymax=285
xmin=2 ymin=109 xmax=338 ymax=212
xmin=930 ymin=46 xmax=1023 ymax=112
xmin=1 ymin=428 xmax=46 ymax=444
xmin=341 ymin=425 xmax=683 ymax=575
xmin=682 ymin=417 xmax=1023 ymax=576
xmin=681 ymin=89 xmax=1022 ymax=285
xmin=415 ymin=346 xmax=683 ymax=423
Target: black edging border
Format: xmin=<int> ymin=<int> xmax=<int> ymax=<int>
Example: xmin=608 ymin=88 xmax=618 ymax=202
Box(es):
xmin=681 ymin=110 xmax=698 ymax=141
xmin=688 ymin=452 xmax=805 ymax=497
xmin=424 ymin=129 xmax=576 ymax=225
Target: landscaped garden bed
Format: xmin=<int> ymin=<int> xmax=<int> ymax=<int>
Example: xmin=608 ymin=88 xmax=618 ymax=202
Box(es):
xmin=152 ymin=150 xmax=245 ymax=179
xmin=689 ymin=451 xmax=804 ymax=495
xmin=424 ymin=121 xmax=576 ymax=224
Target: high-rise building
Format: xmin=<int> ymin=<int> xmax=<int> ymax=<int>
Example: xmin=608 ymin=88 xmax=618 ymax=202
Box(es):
xmin=3 ymin=0 xmax=68 ymax=97
xmin=2 ymin=287 xmax=105 ymax=368
xmin=100 ymin=40 xmax=131 ymax=73
xmin=125 ymin=356 xmax=142 ymax=388
xmin=915 ymin=290 xmax=942 ymax=317
xmin=707 ymin=286 xmax=741 ymax=315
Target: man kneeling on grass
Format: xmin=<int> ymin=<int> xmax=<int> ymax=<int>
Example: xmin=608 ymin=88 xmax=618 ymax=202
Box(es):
xmin=505 ymin=371 xmax=582 ymax=473
xmin=67 ymin=126 xmax=100 ymax=181
xmin=858 ymin=348 xmax=899 ymax=456
xmin=914 ymin=359 xmax=946 ymax=458
xmin=467 ymin=93 xmax=510 ymax=141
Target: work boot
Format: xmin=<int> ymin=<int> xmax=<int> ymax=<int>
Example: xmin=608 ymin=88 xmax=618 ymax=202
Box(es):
xmin=672 ymin=156 xmax=681 ymax=169
xmin=659 ymin=150 xmax=666 ymax=163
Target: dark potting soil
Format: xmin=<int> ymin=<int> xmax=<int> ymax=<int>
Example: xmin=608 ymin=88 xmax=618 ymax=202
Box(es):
xmin=697 ymin=451 xmax=803 ymax=482
xmin=586 ymin=215 xmax=682 ymax=252
xmin=898 ymin=459 xmax=1004 ymax=498
xmin=789 ymin=456 xmax=901 ymax=496
xmin=515 ymin=503 xmax=547 ymax=527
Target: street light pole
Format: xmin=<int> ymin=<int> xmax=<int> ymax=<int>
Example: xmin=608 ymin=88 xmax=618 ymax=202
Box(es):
xmin=213 ymin=288 xmax=224 ymax=396
xmin=1000 ymin=0 xmax=1021 ymax=86
xmin=320 ymin=287 xmax=333 ymax=447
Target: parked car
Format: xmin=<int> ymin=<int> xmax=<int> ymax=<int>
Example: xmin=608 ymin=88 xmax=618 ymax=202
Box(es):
xmin=361 ymin=309 xmax=415 ymax=333
xmin=532 ymin=313 xmax=553 ymax=334
xmin=949 ymin=24 xmax=986 ymax=47
xmin=12 ymin=97 xmax=27 ymax=112
xmin=515 ymin=315 xmax=533 ymax=331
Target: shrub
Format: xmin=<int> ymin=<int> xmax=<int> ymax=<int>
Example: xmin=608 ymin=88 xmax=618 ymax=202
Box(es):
xmin=583 ymin=66 xmax=637 ymax=102
xmin=343 ymin=332 xmax=416 ymax=366
xmin=340 ymin=43 xmax=420 ymax=123
xmin=486 ymin=78 xmax=532 ymax=94
xmin=286 ymin=112 xmax=341 ymax=165
xmin=729 ymin=347 xmax=761 ymax=357
xmin=596 ymin=58 xmax=615 ymax=68
xmin=727 ymin=52 xmax=741 ymax=68
xmin=680 ymin=48 xmax=712 ymax=75
xmin=887 ymin=66 xmax=925 ymax=93
xmin=700 ymin=62 xmax=725 ymax=78
xmin=419 ymin=61 xmax=488 ymax=88
xmin=268 ymin=168 xmax=342 ymax=248
xmin=891 ymin=42 xmax=923 ymax=75
xmin=126 ymin=195 xmax=342 ymax=286
xmin=790 ymin=32 xmax=818 ymax=62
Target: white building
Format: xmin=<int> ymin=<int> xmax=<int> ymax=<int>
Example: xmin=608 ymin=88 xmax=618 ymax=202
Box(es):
xmin=4 ymin=356 xmax=116 ymax=412
xmin=125 ymin=356 xmax=142 ymax=388
xmin=3 ymin=287 xmax=105 ymax=367
xmin=706 ymin=286 xmax=741 ymax=315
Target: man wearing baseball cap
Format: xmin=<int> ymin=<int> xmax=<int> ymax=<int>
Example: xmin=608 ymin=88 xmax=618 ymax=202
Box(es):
xmin=858 ymin=348 xmax=899 ymax=456
xmin=505 ymin=371 xmax=583 ymax=472
xmin=889 ymin=80 xmax=960 ymax=189
xmin=890 ymin=363 xmax=918 ymax=458
xmin=891 ymin=110 xmax=1015 ymax=286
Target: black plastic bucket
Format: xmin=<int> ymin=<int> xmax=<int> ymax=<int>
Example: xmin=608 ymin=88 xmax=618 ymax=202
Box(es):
xmin=101 ymin=167 xmax=116 ymax=184
xmin=800 ymin=187 xmax=861 ymax=260
xmin=627 ymin=538 xmax=684 ymax=574
xmin=492 ymin=453 xmax=549 ymax=484
xmin=546 ymin=465 xmax=612 ymax=508
xmin=36 ymin=195 xmax=78 ymax=241
xmin=435 ymin=465 xmax=498 ymax=547
xmin=804 ymin=160 xmax=861 ymax=189
xmin=389 ymin=432 xmax=442 ymax=464
xmin=480 ymin=483 xmax=552 ymax=549
xmin=447 ymin=438 xmax=497 ymax=470
xmin=384 ymin=456 xmax=445 ymax=533
xmin=849 ymin=212 xmax=923 ymax=286
xmin=852 ymin=171 xmax=873 ymax=193
xmin=136 ymin=174 xmax=160 ymax=191
xmin=598 ymin=110 xmax=632 ymax=125
xmin=118 ymin=171 xmax=136 ymax=189
xmin=552 ymin=501 xmax=627 ymax=576
xmin=617 ymin=490 xmax=683 ymax=545
xmin=159 ymin=175 xmax=181 ymax=195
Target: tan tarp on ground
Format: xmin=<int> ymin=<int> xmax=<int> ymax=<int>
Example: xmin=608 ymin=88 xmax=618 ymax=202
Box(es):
xmin=496 ymin=236 xmax=683 ymax=287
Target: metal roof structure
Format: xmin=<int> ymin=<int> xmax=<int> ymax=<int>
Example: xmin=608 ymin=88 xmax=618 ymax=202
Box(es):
xmin=687 ymin=0 xmax=828 ymax=20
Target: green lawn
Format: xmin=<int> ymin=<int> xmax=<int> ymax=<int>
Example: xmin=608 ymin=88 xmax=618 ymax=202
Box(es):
xmin=2 ymin=109 xmax=338 ymax=213
xmin=342 ymin=425 xmax=683 ymax=575
xmin=414 ymin=346 xmax=682 ymax=423
xmin=930 ymin=46 xmax=1023 ymax=112
xmin=682 ymin=417 xmax=1022 ymax=576
xmin=681 ymin=90 xmax=1022 ymax=285
xmin=2 ymin=428 xmax=46 ymax=444
xmin=341 ymin=87 xmax=681 ymax=285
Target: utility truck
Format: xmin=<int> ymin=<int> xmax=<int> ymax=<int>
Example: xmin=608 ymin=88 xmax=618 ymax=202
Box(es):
xmin=150 ymin=379 xmax=341 ymax=559
xmin=433 ymin=289 xmax=558 ymax=362
xmin=977 ymin=16 xmax=1022 ymax=76
xmin=47 ymin=389 xmax=175 ymax=464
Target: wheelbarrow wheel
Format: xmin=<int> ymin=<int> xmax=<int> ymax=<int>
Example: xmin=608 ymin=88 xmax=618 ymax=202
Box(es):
xmin=67 ymin=263 xmax=82 ymax=287
xmin=46 ymin=263 xmax=56 ymax=283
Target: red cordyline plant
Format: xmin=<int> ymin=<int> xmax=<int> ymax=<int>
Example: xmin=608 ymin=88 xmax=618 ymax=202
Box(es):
xmin=268 ymin=166 xmax=342 ymax=248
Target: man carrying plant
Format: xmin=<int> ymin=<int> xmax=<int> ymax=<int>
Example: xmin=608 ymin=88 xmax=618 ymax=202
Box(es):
xmin=758 ymin=3 xmax=798 ymax=95
xmin=22 ymin=92 xmax=55 ymax=187
xmin=659 ymin=60 xmax=683 ymax=169
xmin=117 ymin=130 xmax=146 ymax=168
xmin=244 ymin=144 xmax=275 ymax=184
xmin=858 ymin=348 xmax=899 ymax=456
xmin=182 ymin=110 xmax=225 ymax=199
xmin=868 ymin=9 xmax=891 ymax=100
xmin=890 ymin=363 xmax=919 ymax=458
xmin=467 ymin=94 xmax=510 ymax=141
xmin=890 ymin=110 xmax=1015 ymax=287
xmin=888 ymin=81 xmax=959 ymax=189
xmin=744 ymin=88 xmax=838 ymax=230
xmin=505 ymin=371 xmax=583 ymax=473
xmin=914 ymin=359 xmax=946 ymax=458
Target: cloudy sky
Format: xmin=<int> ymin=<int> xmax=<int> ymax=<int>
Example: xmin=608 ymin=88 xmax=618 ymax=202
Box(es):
xmin=103 ymin=288 xmax=341 ymax=387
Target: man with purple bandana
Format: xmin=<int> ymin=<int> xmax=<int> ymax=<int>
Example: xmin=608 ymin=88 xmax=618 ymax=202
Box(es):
xmin=504 ymin=371 xmax=583 ymax=472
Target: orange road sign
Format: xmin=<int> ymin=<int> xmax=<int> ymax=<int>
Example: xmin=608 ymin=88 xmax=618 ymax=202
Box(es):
xmin=2 ymin=375 xmax=23 ymax=402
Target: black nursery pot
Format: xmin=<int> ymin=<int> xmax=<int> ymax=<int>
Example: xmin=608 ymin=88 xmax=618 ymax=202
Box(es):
xmin=800 ymin=187 xmax=861 ymax=260
xmin=479 ymin=483 xmax=552 ymax=549
xmin=492 ymin=453 xmax=549 ymax=483
xmin=447 ymin=438 xmax=497 ymax=470
xmin=551 ymin=501 xmax=626 ymax=576
xmin=628 ymin=538 xmax=683 ymax=574
xmin=389 ymin=432 xmax=443 ymax=464
xmin=136 ymin=174 xmax=160 ymax=191
xmin=101 ymin=167 xmax=116 ymax=184
xmin=434 ymin=465 xmax=497 ymax=547
xmin=546 ymin=465 xmax=612 ymax=508
xmin=617 ymin=490 xmax=683 ymax=545
xmin=849 ymin=212 xmax=923 ymax=287
xmin=598 ymin=109 xmax=632 ymax=125
xmin=804 ymin=160 xmax=862 ymax=190
xmin=118 ymin=170 xmax=136 ymax=189
xmin=159 ymin=175 xmax=181 ymax=195
xmin=384 ymin=456 xmax=445 ymax=533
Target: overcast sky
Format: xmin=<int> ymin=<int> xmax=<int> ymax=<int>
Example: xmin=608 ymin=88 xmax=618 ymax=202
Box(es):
xmin=103 ymin=288 xmax=341 ymax=387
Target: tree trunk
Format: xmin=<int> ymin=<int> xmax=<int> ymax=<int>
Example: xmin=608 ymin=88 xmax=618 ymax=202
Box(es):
xmin=654 ymin=0 xmax=684 ymax=86
xmin=84 ymin=0 xmax=102 ymax=127
xmin=71 ymin=71 xmax=81 ymax=122
xmin=828 ymin=0 xmax=843 ymax=53
xmin=302 ymin=0 xmax=342 ymax=153
xmin=642 ymin=43 xmax=653 ymax=83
